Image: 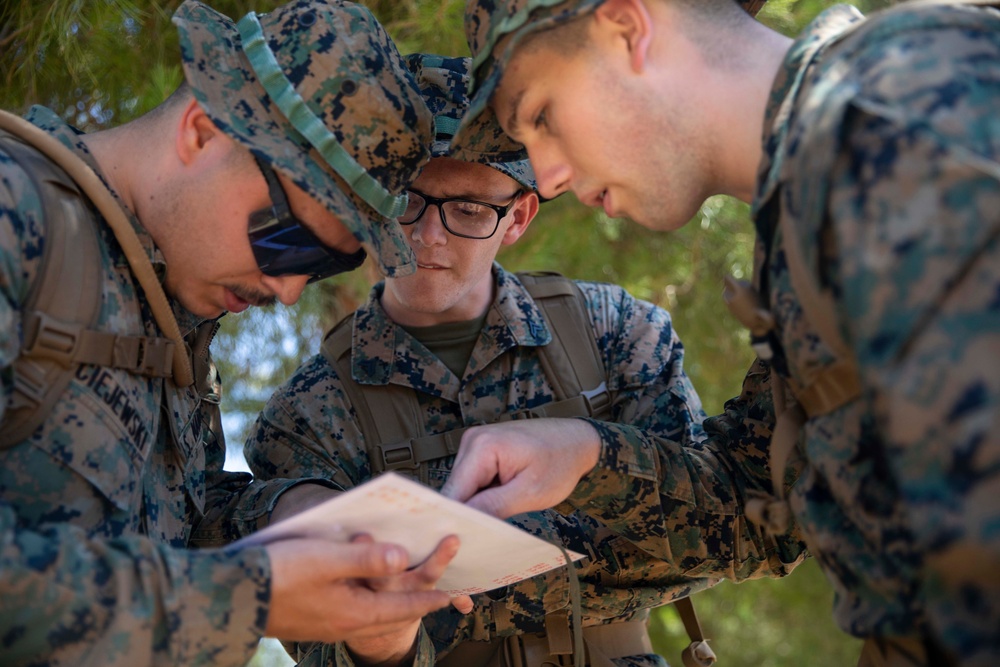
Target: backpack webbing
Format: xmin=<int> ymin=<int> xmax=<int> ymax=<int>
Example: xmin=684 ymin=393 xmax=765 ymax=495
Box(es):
xmin=0 ymin=121 xmax=182 ymax=449
xmin=323 ymin=271 xmax=715 ymax=666
xmin=320 ymin=271 xmax=612 ymax=483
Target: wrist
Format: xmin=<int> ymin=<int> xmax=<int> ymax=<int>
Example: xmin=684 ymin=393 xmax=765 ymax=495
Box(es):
xmin=345 ymin=631 xmax=419 ymax=667
xmin=572 ymin=418 xmax=602 ymax=477
xmin=271 ymin=483 xmax=338 ymax=524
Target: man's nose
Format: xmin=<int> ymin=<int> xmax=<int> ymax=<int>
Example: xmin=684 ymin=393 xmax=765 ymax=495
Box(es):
xmin=528 ymin=143 xmax=572 ymax=200
xmin=410 ymin=205 xmax=449 ymax=246
xmin=261 ymin=273 xmax=310 ymax=306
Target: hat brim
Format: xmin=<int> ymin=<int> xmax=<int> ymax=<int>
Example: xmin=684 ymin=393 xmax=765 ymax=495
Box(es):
xmin=452 ymin=0 xmax=602 ymax=157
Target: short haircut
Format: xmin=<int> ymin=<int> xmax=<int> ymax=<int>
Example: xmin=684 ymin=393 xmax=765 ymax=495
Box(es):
xmin=517 ymin=0 xmax=754 ymax=69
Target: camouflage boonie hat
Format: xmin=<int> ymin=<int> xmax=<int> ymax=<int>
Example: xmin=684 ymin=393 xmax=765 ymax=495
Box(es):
xmin=173 ymin=0 xmax=434 ymax=277
xmin=452 ymin=0 xmax=768 ymax=155
xmin=404 ymin=53 xmax=536 ymax=191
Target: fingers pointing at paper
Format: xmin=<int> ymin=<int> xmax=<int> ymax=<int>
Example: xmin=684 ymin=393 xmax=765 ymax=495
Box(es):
xmin=441 ymin=419 xmax=602 ymax=519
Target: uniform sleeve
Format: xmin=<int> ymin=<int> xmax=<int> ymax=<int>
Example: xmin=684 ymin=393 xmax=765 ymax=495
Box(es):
xmin=828 ymin=66 xmax=1000 ymax=663
xmin=0 ymin=145 xmax=44 ymax=416
xmin=191 ymin=392 xmax=341 ymax=546
xmin=566 ymin=283 xmax=807 ymax=581
xmin=0 ymin=501 xmax=270 ymax=666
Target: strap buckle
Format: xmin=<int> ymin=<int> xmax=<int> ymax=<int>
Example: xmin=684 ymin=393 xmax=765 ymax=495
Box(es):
xmin=580 ymin=381 xmax=609 ymax=417
xmin=22 ymin=311 xmax=82 ymax=368
xmin=111 ymin=335 xmax=174 ymax=378
xmin=138 ymin=337 xmax=175 ymax=378
xmin=379 ymin=440 xmax=417 ymax=470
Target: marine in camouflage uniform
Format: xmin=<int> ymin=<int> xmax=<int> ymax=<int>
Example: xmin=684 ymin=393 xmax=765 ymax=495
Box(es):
xmin=449 ymin=0 xmax=1000 ymax=664
xmin=245 ymin=54 xmax=806 ymax=667
xmin=0 ymin=1 xmax=441 ymax=665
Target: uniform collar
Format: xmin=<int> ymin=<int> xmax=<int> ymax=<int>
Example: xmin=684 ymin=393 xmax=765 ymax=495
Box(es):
xmin=350 ymin=263 xmax=553 ymax=390
xmin=753 ymin=4 xmax=864 ymax=221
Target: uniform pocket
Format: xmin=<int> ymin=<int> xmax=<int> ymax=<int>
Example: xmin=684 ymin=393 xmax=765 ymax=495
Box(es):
xmin=29 ymin=366 xmax=157 ymax=511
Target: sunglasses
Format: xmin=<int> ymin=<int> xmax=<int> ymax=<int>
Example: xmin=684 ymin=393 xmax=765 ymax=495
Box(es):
xmin=248 ymin=155 xmax=366 ymax=283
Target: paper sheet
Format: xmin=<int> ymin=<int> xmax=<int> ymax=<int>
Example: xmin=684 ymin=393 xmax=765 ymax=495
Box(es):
xmin=237 ymin=472 xmax=584 ymax=595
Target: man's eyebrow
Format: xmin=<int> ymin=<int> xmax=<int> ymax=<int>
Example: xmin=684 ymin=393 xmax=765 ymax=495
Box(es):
xmin=413 ymin=187 xmax=517 ymax=204
xmin=502 ymin=89 xmax=526 ymax=138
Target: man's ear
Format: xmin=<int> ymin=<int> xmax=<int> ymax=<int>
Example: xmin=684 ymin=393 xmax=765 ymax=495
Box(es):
xmin=500 ymin=191 xmax=540 ymax=246
xmin=593 ymin=0 xmax=654 ymax=73
xmin=174 ymin=97 xmax=225 ymax=166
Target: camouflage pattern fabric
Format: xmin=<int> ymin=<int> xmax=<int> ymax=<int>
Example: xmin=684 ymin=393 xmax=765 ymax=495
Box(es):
xmin=0 ymin=108 xmax=330 ymax=666
xmin=452 ymin=0 xmax=768 ymax=156
xmin=174 ymin=0 xmax=434 ymax=278
xmin=741 ymin=3 xmax=1000 ymax=663
xmin=246 ymin=264 xmax=807 ymax=666
xmin=451 ymin=0 xmax=1000 ymax=663
xmin=405 ymin=53 xmax=533 ymax=178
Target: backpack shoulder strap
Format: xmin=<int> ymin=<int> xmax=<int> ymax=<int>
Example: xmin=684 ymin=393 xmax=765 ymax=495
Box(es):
xmin=0 ymin=130 xmax=102 ymax=447
xmin=320 ymin=273 xmax=615 ymax=479
xmin=320 ymin=316 xmax=437 ymax=482
xmin=0 ymin=118 xmax=184 ymax=449
xmin=517 ymin=271 xmax=611 ymax=418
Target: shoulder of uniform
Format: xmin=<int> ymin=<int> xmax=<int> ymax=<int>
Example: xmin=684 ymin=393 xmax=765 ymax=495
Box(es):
xmin=0 ymin=140 xmax=53 ymax=306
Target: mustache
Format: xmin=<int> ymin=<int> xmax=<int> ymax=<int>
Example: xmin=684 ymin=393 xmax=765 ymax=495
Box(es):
xmin=229 ymin=285 xmax=277 ymax=309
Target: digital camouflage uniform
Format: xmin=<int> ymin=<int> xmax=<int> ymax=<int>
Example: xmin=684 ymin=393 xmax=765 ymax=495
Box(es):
xmin=0 ymin=1 xmax=434 ymax=664
xmin=454 ymin=0 xmax=1000 ymax=665
xmin=747 ymin=3 xmax=1000 ymax=663
xmin=246 ymin=265 xmax=806 ymax=667
xmin=0 ymin=106 xmax=272 ymax=667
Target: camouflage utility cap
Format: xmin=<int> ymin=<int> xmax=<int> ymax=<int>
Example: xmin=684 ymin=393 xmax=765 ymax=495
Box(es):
xmin=173 ymin=0 xmax=433 ymax=277
xmin=453 ymin=0 xmax=768 ymax=154
xmin=405 ymin=53 xmax=536 ymax=191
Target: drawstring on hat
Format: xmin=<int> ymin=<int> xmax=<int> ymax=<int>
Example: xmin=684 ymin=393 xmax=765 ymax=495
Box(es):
xmin=237 ymin=11 xmax=409 ymax=219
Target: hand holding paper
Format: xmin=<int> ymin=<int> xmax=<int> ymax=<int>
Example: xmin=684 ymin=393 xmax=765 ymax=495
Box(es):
xmin=239 ymin=473 xmax=584 ymax=595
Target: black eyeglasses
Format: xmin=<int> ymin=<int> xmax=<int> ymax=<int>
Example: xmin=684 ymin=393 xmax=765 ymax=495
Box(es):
xmin=247 ymin=155 xmax=365 ymax=283
xmin=397 ymin=189 xmax=521 ymax=240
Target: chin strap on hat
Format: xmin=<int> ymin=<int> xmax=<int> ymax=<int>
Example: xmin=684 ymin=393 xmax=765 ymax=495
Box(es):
xmin=676 ymin=596 xmax=717 ymax=667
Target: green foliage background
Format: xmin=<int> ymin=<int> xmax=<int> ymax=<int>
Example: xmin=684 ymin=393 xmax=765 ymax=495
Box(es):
xmin=1 ymin=1 xmax=891 ymax=664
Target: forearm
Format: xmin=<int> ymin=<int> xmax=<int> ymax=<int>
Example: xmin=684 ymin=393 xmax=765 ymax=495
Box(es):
xmin=0 ymin=503 xmax=268 ymax=666
xmin=570 ymin=418 xmax=805 ymax=581
xmin=193 ymin=398 xmax=342 ymax=545
xmin=194 ymin=473 xmax=341 ymax=546
xmin=567 ymin=359 xmax=807 ymax=581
